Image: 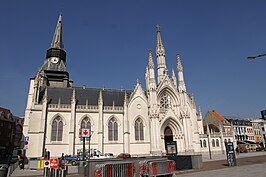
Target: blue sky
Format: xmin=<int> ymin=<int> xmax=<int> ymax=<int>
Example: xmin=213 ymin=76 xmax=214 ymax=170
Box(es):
xmin=1 ymin=1 xmax=266 ymax=118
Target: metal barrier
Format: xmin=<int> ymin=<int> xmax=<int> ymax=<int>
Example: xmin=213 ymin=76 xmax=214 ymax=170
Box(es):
xmin=94 ymin=162 xmax=134 ymax=177
xmin=84 ymin=157 xmax=176 ymax=177
xmin=139 ymin=159 xmax=176 ymax=177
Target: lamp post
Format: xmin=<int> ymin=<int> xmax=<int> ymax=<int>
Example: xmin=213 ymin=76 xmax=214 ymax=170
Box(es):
xmin=88 ymin=131 xmax=94 ymax=159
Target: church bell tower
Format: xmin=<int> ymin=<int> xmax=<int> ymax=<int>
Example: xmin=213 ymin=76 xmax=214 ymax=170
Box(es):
xmin=37 ymin=14 xmax=72 ymax=88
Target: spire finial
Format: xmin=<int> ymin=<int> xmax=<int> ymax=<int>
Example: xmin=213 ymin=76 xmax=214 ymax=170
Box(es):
xmin=51 ymin=14 xmax=64 ymax=49
xmin=156 ymin=24 xmax=160 ymax=32
xmin=156 ymin=25 xmax=165 ymax=57
xmin=148 ymin=49 xmax=154 ymax=69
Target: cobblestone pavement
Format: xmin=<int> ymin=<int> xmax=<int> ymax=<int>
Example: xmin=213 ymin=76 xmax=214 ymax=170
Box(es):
xmin=10 ymin=151 xmax=266 ymax=177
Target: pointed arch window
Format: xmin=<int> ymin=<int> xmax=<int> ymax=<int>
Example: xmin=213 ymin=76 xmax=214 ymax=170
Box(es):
xmin=108 ymin=117 xmax=118 ymax=141
xmin=216 ymin=139 xmax=220 ymax=147
xmin=203 ymin=140 xmax=207 ymax=147
xmin=212 ymin=139 xmax=215 ymax=147
xmin=200 ymin=140 xmax=203 ymax=148
xmin=51 ymin=116 xmax=63 ymax=141
xmin=135 ymin=118 xmax=144 ymax=140
xmin=80 ymin=117 xmax=91 ymax=141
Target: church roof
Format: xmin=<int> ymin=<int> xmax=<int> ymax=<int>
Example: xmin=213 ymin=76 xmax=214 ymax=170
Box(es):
xmin=209 ymin=111 xmax=225 ymax=121
xmin=39 ymin=87 xmax=132 ymax=106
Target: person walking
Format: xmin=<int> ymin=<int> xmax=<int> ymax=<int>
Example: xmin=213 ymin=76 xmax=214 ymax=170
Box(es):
xmin=19 ymin=156 xmax=24 ymax=170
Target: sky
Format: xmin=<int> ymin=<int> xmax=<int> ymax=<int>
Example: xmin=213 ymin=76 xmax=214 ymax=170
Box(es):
xmin=1 ymin=1 xmax=266 ymax=118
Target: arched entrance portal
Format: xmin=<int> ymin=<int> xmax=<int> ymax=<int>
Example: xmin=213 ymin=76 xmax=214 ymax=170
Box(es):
xmin=164 ymin=126 xmax=173 ymax=142
xmin=164 ymin=126 xmax=177 ymax=154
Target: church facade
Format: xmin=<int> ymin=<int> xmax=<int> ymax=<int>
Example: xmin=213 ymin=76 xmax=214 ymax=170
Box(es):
xmin=23 ymin=15 xmax=205 ymax=158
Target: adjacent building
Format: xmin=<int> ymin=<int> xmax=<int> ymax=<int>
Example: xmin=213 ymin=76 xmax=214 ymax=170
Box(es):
xmin=0 ymin=107 xmax=24 ymax=164
xmin=23 ymin=15 xmax=204 ymax=158
xmin=201 ymin=110 xmax=234 ymax=154
xmin=250 ymin=119 xmax=266 ymax=148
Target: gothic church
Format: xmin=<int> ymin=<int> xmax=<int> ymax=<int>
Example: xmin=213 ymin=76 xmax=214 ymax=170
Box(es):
xmin=23 ymin=15 xmax=204 ymax=158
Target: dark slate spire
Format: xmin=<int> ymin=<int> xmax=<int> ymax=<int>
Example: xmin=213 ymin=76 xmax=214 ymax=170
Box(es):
xmin=46 ymin=14 xmax=66 ymax=61
xmin=51 ymin=14 xmax=64 ymax=49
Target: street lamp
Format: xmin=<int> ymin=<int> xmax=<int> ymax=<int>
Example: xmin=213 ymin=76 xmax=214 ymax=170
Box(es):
xmin=247 ymin=53 xmax=266 ymax=60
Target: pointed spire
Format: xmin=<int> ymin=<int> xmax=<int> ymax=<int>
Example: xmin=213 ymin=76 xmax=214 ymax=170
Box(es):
xmin=145 ymin=66 xmax=149 ymax=77
xmin=148 ymin=50 xmax=154 ymax=69
xmin=71 ymin=88 xmax=76 ymax=103
xmin=58 ymin=97 xmax=61 ymax=106
xmin=43 ymin=87 xmax=48 ymax=102
xmin=177 ymin=54 xmax=186 ymax=92
xmin=219 ymin=123 xmax=223 ymax=133
xmin=112 ymin=100 xmax=115 ymax=109
xmin=156 ymin=25 xmax=165 ymax=57
xmin=207 ymin=123 xmax=210 ymax=135
xmin=177 ymin=54 xmax=183 ymax=72
xmin=51 ymin=14 xmax=64 ymax=49
xmin=136 ymin=79 xmax=141 ymax=85
xmin=171 ymin=69 xmax=177 ymax=87
xmin=124 ymin=91 xmax=128 ymax=106
xmin=172 ymin=69 xmax=176 ymax=77
xmin=98 ymin=90 xmax=103 ymax=105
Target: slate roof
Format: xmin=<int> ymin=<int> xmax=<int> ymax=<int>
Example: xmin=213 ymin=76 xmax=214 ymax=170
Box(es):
xmin=39 ymin=87 xmax=132 ymax=106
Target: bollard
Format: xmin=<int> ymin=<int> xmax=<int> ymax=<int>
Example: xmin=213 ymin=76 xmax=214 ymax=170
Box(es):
xmin=60 ymin=169 xmax=66 ymax=177
xmin=43 ymin=167 xmax=49 ymax=177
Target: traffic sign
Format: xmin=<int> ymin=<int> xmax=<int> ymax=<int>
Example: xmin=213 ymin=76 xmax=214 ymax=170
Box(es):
xmin=50 ymin=158 xmax=58 ymax=169
xmin=24 ymin=136 xmax=29 ymax=141
xmin=81 ymin=128 xmax=91 ymax=138
xmin=44 ymin=160 xmax=50 ymax=168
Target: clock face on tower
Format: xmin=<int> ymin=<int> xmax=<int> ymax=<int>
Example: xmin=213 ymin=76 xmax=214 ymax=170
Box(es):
xmin=51 ymin=57 xmax=59 ymax=64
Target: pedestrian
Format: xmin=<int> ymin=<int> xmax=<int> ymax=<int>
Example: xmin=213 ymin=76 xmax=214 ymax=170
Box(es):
xmin=19 ymin=156 xmax=24 ymax=170
xmin=236 ymin=147 xmax=239 ymax=155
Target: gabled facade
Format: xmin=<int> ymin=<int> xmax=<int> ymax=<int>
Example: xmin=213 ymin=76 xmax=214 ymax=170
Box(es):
xmin=23 ymin=15 xmax=203 ymax=158
xmin=201 ymin=110 xmax=234 ymax=154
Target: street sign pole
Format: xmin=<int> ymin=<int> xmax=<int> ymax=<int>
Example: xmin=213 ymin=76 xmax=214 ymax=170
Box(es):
xmin=87 ymin=134 xmax=91 ymax=177
xmin=82 ymin=137 xmax=85 ymax=166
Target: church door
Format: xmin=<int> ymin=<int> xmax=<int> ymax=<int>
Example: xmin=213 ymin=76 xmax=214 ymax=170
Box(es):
xmin=164 ymin=126 xmax=173 ymax=145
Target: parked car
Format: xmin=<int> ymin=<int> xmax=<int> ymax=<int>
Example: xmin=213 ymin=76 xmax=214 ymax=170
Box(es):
xmin=239 ymin=146 xmax=248 ymax=153
xmin=116 ymin=153 xmax=131 ymax=158
xmin=104 ymin=153 xmax=114 ymax=158
xmin=63 ymin=155 xmax=81 ymax=166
